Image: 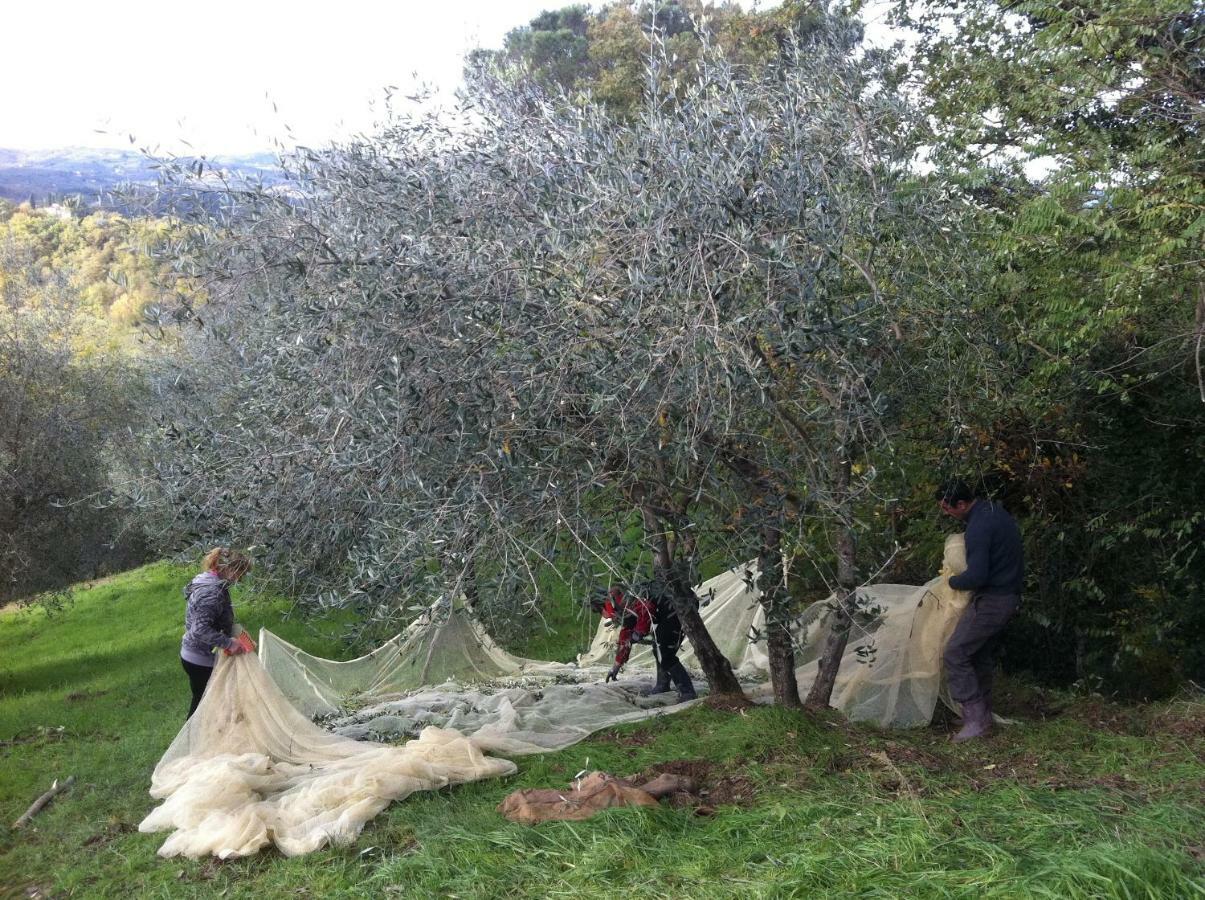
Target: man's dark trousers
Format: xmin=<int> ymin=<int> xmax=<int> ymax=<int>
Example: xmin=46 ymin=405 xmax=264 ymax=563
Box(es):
xmin=944 ymin=592 xmax=1020 ymax=703
xmin=655 ymin=614 xmax=683 ymax=671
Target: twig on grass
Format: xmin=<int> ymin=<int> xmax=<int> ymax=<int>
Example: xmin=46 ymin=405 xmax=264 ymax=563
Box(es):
xmin=12 ymin=775 xmax=76 ymax=829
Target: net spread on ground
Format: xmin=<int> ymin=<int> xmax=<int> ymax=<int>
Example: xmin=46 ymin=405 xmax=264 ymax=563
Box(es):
xmin=141 ymin=536 xmax=973 ymax=857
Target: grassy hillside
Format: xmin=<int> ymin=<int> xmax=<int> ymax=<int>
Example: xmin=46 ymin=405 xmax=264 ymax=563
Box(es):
xmin=0 ymin=564 xmax=1202 ymax=898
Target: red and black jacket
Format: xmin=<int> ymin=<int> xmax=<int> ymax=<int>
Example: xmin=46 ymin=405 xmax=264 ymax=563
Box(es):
xmin=600 ymin=588 xmax=655 ymax=666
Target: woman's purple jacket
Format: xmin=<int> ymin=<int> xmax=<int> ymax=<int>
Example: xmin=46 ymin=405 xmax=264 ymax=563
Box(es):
xmin=180 ymin=572 xmax=235 ymax=667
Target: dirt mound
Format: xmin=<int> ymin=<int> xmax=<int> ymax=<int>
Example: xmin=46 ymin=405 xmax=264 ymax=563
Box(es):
xmin=635 ymin=758 xmax=714 ymax=782
xmin=705 ymin=774 xmax=758 ymax=806
xmin=703 ymin=692 xmax=756 ymax=713
xmin=631 ymin=758 xmax=760 ymax=810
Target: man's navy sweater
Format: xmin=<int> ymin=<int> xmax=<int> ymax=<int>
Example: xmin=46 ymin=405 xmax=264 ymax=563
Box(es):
xmin=949 ymin=500 xmax=1025 ymax=596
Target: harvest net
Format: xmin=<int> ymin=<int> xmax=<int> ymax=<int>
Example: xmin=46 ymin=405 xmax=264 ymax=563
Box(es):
xmin=142 ymin=535 xmax=974 ymax=857
xmin=258 ymin=534 xmax=973 ymax=742
xmin=138 ymin=643 xmax=515 ymax=858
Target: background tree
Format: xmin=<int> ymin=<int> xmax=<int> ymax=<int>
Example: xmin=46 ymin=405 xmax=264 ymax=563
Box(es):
xmin=0 ymin=238 xmax=150 ymax=602
xmin=485 ymin=0 xmax=824 ymax=119
xmin=891 ymin=0 xmax=1205 ymax=689
xmin=0 ymin=205 xmax=193 ymax=343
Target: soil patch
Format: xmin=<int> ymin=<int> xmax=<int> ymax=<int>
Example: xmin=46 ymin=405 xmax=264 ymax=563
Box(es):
xmin=875 ymin=741 xmax=948 ymax=774
xmin=703 ymin=693 xmax=756 ymax=713
xmin=992 ymin=682 xmax=1065 ymax=720
xmin=706 ymin=774 xmax=759 ymax=806
xmin=630 ymin=758 xmax=759 ymax=809
xmin=1150 ymin=703 xmax=1205 ymax=740
xmin=999 ymin=692 xmax=1205 ymax=740
xmin=591 ymin=727 xmax=657 ymax=747
xmin=1 ymin=725 xmax=70 ymax=750
xmin=82 ymin=821 xmax=135 ymax=849
xmin=1069 ymin=699 xmax=1153 ymax=736
xmin=196 ymin=857 xmax=233 ymax=881
xmin=633 ymin=758 xmax=715 ymax=783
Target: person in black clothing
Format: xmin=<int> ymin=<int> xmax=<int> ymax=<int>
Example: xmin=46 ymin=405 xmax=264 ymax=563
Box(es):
xmin=589 ymin=583 xmax=697 ymax=702
xmin=937 ymin=480 xmax=1025 ymax=742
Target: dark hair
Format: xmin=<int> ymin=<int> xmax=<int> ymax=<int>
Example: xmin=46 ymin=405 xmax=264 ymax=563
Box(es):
xmin=935 ymin=479 xmax=976 ymax=505
xmin=586 ymin=586 xmax=618 ymax=613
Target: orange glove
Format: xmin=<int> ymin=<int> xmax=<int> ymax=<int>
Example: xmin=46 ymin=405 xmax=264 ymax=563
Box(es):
xmin=224 ymin=631 xmax=256 ymax=656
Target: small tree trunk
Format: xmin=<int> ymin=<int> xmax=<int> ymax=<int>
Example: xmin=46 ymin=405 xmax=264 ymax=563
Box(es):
xmin=462 ymin=554 xmax=480 ymax=608
xmin=803 ymin=540 xmax=857 ymax=711
xmin=641 ymin=505 xmax=744 ymax=697
xmin=759 ymin=520 xmax=801 ymax=707
xmin=805 ymin=433 xmax=859 ymax=711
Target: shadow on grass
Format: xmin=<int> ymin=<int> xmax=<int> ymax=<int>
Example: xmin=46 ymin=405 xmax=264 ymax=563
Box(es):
xmin=0 ymin=639 xmax=175 ymax=700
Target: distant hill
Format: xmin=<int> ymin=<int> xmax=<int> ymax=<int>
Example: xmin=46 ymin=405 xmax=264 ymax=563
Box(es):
xmin=0 ymin=146 xmax=282 ymax=208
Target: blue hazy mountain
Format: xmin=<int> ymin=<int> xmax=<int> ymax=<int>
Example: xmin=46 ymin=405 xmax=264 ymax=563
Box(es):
xmin=0 ymin=146 xmax=282 ymax=207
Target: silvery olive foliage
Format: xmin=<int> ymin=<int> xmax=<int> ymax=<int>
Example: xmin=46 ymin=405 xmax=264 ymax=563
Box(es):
xmin=143 ymin=14 xmax=971 ymax=700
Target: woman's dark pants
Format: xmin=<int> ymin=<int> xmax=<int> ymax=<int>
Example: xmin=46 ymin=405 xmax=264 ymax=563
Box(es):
xmin=182 ymin=657 xmax=215 ymax=719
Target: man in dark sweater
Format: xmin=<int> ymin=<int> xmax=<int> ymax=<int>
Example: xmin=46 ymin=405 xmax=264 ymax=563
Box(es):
xmin=937 ymin=480 xmax=1025 ymax=742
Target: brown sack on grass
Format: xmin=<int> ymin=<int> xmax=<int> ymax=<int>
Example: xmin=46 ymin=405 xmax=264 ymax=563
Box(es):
xmin=498 ymin=771 xmax=696 ymax=824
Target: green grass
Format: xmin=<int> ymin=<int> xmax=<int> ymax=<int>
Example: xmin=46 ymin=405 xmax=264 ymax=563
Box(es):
xmin=1 ymin=564 xmax=1202 ymax=899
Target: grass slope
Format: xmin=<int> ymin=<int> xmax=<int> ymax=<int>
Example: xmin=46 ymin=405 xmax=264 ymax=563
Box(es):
xmin=0 ymin=564 xmax=1201 ymax=899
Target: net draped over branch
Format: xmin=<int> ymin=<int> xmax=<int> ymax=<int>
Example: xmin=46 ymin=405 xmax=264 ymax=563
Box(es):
xmin=262 ymin=537 xmax=972 ymax=748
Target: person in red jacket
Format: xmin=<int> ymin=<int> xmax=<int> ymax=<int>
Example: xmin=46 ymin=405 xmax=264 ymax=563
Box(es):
xmin=591 ymin=583 xmax=697 ymax=702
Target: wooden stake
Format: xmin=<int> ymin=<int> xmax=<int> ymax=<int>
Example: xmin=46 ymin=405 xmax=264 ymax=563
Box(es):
xmin=12 ymin=776 xmax=75 ymax=829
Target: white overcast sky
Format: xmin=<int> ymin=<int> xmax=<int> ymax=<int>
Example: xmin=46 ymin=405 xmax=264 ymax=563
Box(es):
xmin=1 ymin=0 xmax=898 ymax=155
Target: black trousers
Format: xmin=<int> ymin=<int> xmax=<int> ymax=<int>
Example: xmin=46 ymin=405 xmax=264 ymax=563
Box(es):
xmin=943 ymin=593 xmax=1020 ymax=703
xmin=182 ymin=657 xmax=215 ymax=719
xmin=655 ymin=614 xmax=684 ymax=669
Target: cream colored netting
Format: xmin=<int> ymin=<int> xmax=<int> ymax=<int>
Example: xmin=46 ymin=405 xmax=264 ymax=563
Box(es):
xmin=328 ymin=683 xmax=689 ymax=755
xmin=142 ymin=541 xmax=974 ymax=858
xmin=578 ymin=537 xmax=973 ymax=729
xmin=258 ymin=595 xmax=574 ymax=719
xmin=259 ymin=538 xmax=974 ymax=745
xmin=761 ymin=535 xmax=974 ymax=727
xmin=138 ymin=646 xmax=516 ymax=859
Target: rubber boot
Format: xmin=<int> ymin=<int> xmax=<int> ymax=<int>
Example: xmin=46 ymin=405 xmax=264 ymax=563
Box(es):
xmin=952 ymin=697 xmax=992 ymax=743
xmin=667 ymin=661 xmax=697 ymax=703
xmin=641 ymin=665 xmax=673 ymax=697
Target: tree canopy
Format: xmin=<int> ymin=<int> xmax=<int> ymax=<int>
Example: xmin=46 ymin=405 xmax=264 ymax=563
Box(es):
xmin=21 ymin=0 xmax=1197 ymax=698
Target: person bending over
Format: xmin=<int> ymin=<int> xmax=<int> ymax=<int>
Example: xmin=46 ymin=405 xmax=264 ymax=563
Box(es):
xmin=591 ymin=582 xmax=697 ymax=703
xmin=180 ymin=547 xmax=254 ymax=719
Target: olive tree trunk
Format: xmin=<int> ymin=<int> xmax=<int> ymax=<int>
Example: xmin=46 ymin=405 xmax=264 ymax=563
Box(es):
xmin=805 ymin=433 xmax=859 ymax=711
xmin=759 ymin=520 xmax=801 ymax=707
xmin=640 ymin=505 xmax=744 ymax=697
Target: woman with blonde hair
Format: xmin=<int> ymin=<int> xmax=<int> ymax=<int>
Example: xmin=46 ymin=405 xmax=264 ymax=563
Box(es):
xmin=180 ymin=547 xmax=253 ymax=718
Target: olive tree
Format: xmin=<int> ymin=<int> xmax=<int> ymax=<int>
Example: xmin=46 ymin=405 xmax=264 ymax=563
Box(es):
xmin=144 ymin=13 xmax=967 ymax=704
